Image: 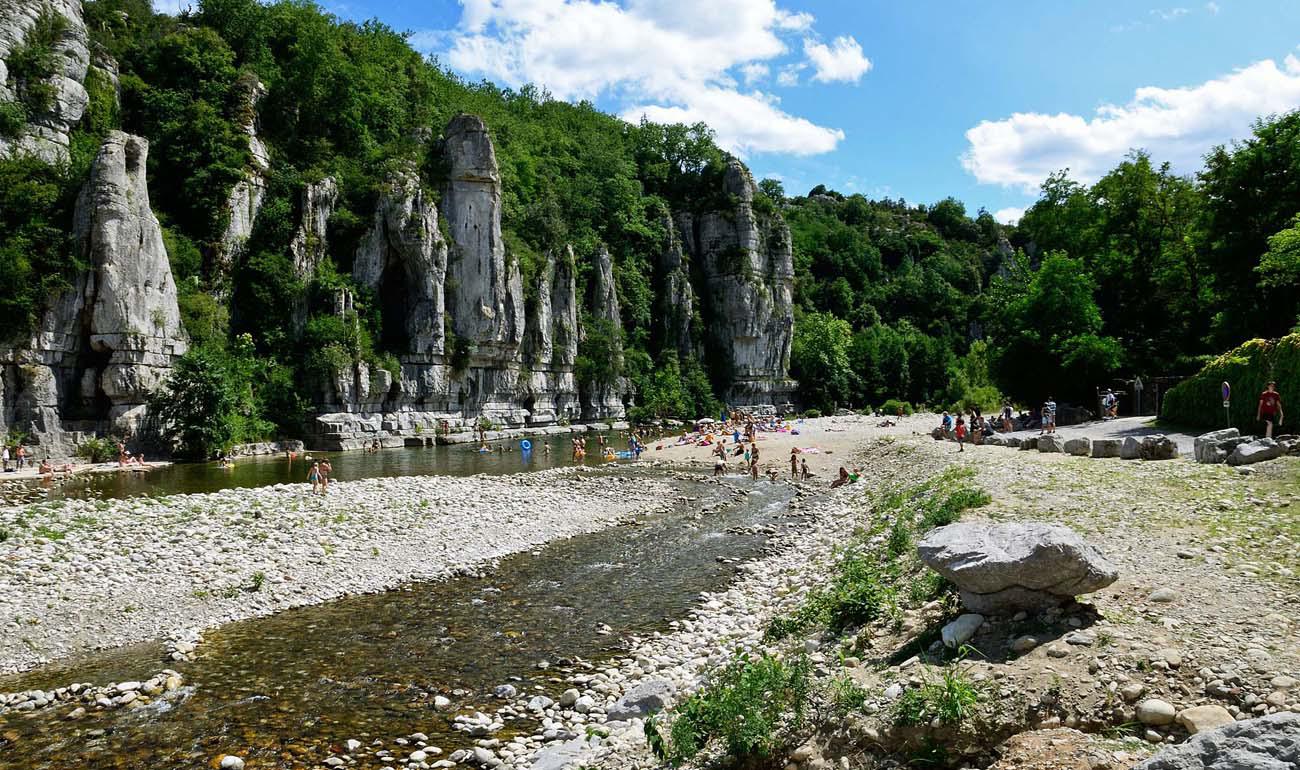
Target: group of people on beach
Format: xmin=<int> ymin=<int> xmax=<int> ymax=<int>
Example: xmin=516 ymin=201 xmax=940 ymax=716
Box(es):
xmin=306 ymin=457 xmax=333 ymax=495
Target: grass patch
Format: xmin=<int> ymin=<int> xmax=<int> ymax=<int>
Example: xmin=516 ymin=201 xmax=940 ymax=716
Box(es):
xmin=893 ymin=665 xmax=981 ymax=727
xmin=647 ymin=651 xmax=811 ymax=766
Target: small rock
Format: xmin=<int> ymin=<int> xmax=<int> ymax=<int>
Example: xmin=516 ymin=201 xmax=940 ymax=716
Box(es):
xmin=219 ymin=757 xmax=246 ymax=770
xmin=941 ymin=614 xmax=985 ymax=648
xmin=1011 ymin=635 xmax=1038 ymax=653
xmin=1176 ymin=704 xmax=1234 ymax=734
xmin=1136 ymin=698 xmax=1177 ymax=726
xmin=1148 ymin=588 xmax=1178 ymax=603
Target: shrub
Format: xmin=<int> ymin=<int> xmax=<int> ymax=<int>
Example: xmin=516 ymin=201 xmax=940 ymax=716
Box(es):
xmin=1162 ymin=333 xmax=1300 ymax=433
xmin=75 ymin=437 xmax=117 ymax=463
xmin=767 ymin=547 xmax=899 ymax=641
xmin=879 ymin=398 xmax=914 ymax=416
xmin=648 ymin=651 xmax=811 ymax=766
xmin=803 ymin=408 xmax=822 ymax=418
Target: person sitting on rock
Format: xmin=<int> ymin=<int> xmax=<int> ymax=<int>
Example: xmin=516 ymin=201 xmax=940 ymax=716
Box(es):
xmin=831 ymin=466 xmax=851 ymax=489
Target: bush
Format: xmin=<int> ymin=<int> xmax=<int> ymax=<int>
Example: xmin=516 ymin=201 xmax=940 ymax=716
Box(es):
xmin=879 ymin=398 xmax=913 ymax=416
xmin=75 ymin=437 xmax=117 ymax=463
xmin=648 ymin=651 xmax=811 ymax=766
xmin=1162 ymin=333 xmax=1300 ymax=433
xmin=803 ymin=408 xmax=821 ymax=418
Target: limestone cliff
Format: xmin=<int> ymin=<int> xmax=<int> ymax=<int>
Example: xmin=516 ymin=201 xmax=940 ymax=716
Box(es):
xmin=678 ymin=159 xmax=796 ymax=407
xmin=655 ymin=213 xmax=696 ymax=361
xmin=1 ymin=131 xmax=187 ymax=452
xmin=213 ymin=78 xmax=270 ymax=288
xmin=441 ymin=114 xmax=524 ymax=360
xmin=0 ymin=0 xmax=89 ymax=163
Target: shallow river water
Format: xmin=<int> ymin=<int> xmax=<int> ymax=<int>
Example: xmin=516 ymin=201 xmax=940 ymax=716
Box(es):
xmin=4 ymin=431 xmax=635 ymax=503
xmin=0 ymin=470 xmax=796 ymax=769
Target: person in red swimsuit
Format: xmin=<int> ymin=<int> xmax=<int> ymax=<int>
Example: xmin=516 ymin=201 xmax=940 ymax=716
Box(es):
xmin=1257 ymin=381 xmax=1284 ymax=438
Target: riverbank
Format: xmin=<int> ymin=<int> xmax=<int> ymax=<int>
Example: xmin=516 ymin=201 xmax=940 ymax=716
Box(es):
xmin=0 ymin=467 xmax=675 ymax=675
xmin=501 ymin=429 xmax=1300 ymax=769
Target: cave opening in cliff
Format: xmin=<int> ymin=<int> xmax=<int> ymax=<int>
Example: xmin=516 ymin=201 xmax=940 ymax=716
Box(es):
xmin=378 ymin=265 xmax=410 ymax=354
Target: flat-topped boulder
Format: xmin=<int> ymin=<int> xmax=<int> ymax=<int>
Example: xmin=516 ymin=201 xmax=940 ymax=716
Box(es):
xmin=1227 ymin=438 xmax=1284 ymax=466
xmin=918 ymin=521 xmax=1118 ymax=613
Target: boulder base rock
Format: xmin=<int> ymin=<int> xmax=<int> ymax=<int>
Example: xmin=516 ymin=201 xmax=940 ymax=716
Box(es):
xmin=918 ymin=521 xmax=1118 ymax=612
xmin=1133 ymin=712 xmax=1298 ymax=770
xmin=1063 ymin=437 xmax=1091 ymax=456
xmin=1038 ymin=435 xmax=1065 ymax=453
xmin=1195 ymin=428 xmax=1239 ymax=464
xmin=1227 ymin=438 xmax=1284 ymax=467
xmin=1091 ymin=438 xmax=1121 ymax=458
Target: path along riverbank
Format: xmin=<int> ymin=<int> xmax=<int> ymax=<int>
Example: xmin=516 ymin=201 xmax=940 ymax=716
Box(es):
xmin=0 ymin=467 xmax=675 ymax=675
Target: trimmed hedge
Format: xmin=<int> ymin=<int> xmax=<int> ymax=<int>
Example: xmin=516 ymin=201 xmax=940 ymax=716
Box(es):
xmin=1162 ymin=334 xmax=1299 ymax=433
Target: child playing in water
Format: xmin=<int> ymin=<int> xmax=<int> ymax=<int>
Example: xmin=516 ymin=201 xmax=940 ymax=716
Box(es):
xmin=308 ymin=461 xmax=321 ymax=494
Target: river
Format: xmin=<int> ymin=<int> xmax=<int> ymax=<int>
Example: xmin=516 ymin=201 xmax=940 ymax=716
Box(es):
xmin=0 ymin=465 xmax=798 ymax=769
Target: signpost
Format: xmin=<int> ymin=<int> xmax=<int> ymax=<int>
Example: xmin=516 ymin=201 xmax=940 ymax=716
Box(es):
xmin=1222 ymin=381 xmax=1231 ymax=428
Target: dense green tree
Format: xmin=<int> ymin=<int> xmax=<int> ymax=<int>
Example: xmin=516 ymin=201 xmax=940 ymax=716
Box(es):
xmin=791 ymin=312 xmax=856 ymax=411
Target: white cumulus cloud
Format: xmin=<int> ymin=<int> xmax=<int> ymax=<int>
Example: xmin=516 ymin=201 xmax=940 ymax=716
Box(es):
xmin=803 ymin=36 xmax=872 ymax=83
xmin=437 ymin=0 xmax=865 ymax=157
xmin=994 ymin=207 xmax=1025 ymax=225
xmin=962 ymin=54 xmax=1300 ymax=191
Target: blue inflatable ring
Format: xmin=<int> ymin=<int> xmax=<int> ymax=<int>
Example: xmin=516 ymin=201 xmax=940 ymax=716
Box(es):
xmin=520 ymin=439 xmax=532 ymax=451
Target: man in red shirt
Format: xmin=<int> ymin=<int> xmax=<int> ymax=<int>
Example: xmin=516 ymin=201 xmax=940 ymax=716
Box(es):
xmin=1257 ymin=381 xmax=1284 ymax=438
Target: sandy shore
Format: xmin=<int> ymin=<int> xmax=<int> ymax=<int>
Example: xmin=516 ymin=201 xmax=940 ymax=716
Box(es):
xmin=0 ymin=467 xmax=675 ymax=675
xmin=648 ymin=413 xmax=934 ymax=479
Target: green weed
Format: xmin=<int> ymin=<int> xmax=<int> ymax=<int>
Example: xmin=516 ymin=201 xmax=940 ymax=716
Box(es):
xmin=647 ymin=651 xmax=811 ymax=766
xmin=893 ymin=665 xmax=981 ymax=726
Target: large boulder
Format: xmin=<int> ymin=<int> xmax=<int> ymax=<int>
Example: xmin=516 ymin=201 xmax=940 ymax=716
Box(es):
xmin=1063 ymin=437 xmax=1091 ymax=456
xmin=1140 ymin=434 xmax=1179 ymax=460
xmin=1227 ymin=438 xmax=1284 ymax=467
xmin=1133 ymin=712 xmax=1299 ymax=770
xmin=1038 ymin=435 xmax=1065 ymax=453
xmin=918 ymin=521 xmax=1118 ymax=613
xmin=1121 ymin=436 xmax=1143 ymax=460
xmin=1091 ymin=438 xmax=1122 ymax=458
xmin=605 ymin=680 xmax=675 ymax=721
xmin=1195 ymin=428 xmax=1239 ymax=464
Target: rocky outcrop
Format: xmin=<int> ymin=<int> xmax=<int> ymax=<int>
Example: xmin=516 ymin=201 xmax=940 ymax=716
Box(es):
xmin=289 ymin=176 xmax=338 ymax=279
xmin=2 ymin=132 xmax=186 ymax=451
xmin=213 ymin=78 xmax=270 ymax=286
xmin=677 ymin=158 xmax=795 ymax=407
xmin=442 ymin=114 xmax=524 ymax=359
xmin=655 ymin=213 xmax=695 ymax=360
xmin=581 ymin=245 xmax=629 ymax=420
xmin=0 ymin=0 xmax=89 ymax=163
xmin=918 ymin=521 xmax=1119 ymax=613
xmin=352 ymin=167 xmax=447 ymax=357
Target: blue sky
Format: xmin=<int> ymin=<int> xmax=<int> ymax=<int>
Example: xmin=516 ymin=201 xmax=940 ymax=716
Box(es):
xmin=161 ymin=1 xmax=1300 ymax=222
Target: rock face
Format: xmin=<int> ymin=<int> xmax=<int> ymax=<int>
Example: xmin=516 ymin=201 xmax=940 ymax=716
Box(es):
xmin=655 ymin=213 xmax=695 ymax=360
xmin=0 ymin=0 xmax=89 ymax=163
xmin=309 ymin=117 xmax=602 ymax=448
xmin=677 ymin=159 xmax=795 ymax=407
xmin=442 ymin=114 xmax=524 ymax=359
xmin=213 ymin=78 xmax=270 ymax=287
xmin=918 ymin=521 xmax=1119 ymax=613
xmin=1133 ymin=712 xmax=1299 ymax=770
xmin=1 ymin=132 xmax=187 ymax=451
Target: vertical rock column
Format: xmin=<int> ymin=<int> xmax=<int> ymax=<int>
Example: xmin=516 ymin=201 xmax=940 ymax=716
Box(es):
xmin=686 ymin=158 xmax=796 ymax=407
xmin=440 ymin=114 xmax=524 ymax=360
xmin=581 ymin=246 xmax=627 ymax=420
xmin=213 ymin=78 xmax=271 ymax=290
